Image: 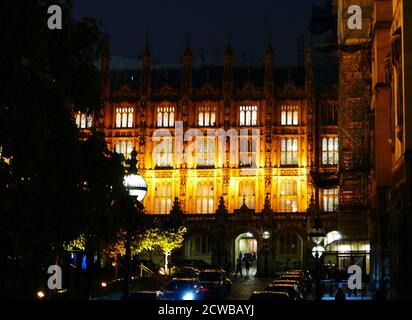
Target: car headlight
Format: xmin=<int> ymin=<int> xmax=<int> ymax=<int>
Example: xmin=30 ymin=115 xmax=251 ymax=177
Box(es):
xmin=182 ymin=291 xmax=194 ymax=300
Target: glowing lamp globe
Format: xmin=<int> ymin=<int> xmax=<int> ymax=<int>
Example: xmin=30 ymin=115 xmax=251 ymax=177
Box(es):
xmin=123 ymin=173 xmax=148 ymax=201
xmin=312 ymin=246 xmax=325 ymax=258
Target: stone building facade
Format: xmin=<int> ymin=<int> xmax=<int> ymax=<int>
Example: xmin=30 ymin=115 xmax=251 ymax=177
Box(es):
xmin=74 ymin=32 xmax=372 ymax=276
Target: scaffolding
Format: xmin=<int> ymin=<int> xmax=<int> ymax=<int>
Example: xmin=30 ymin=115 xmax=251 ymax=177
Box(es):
xmin=337 ymin=0 xmax=373 ymax=212
xmin=338 ymin=48 xmax=370 ymax=210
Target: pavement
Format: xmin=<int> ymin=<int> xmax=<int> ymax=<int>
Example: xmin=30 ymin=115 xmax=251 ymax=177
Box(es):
xmin=226 ymin=275 xmax=272 ymax=300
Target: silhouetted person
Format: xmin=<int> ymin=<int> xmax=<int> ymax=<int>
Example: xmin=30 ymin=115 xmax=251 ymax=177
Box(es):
xmin=245 ymin=259 xmax=251 ymax=276
xmin=335 ymin=287 xmax=346 ymax=301
xmin=235 ymin=258 xmax=243 ymax=277
xmin=251 ymin=252 xmax=256 ymax=263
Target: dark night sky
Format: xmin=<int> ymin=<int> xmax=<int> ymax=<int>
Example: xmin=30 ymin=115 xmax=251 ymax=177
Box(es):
xmin=73 ymin=0 xmax=322 ymax=67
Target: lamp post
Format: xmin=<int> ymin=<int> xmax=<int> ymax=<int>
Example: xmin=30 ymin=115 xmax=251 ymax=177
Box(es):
xmin=262 ymin=231 xmax=271 ymax=276
xmin=122 ymin=149 xmax=148 ymax=299
xmin=309 ymin=215 xmax=326 ymax=301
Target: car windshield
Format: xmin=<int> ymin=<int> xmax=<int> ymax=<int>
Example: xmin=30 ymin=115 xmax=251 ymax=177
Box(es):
xmin=166 ymin=281 xmax=195 ymax=291
xmin=199 ymin=272 xmax=222 ymax=282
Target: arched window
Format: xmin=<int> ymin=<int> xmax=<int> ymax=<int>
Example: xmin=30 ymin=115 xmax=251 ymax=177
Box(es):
xmin=198 ymin=106 xmax=216 ymax=127
xmin=155 ymin=138 xmax=173 ymax=167
xmin=116 ymin=107 xmax=134 ymax=128
xmin=81 ymin=114 xmax=86 ymax=128
xmin=239 ymin=106 xmax=258 ymax=126
xmin=322 ymin=188 xmax=339 ymax=212
xmin=197 ymin=138 xmax=215 ymax=167
xmin=279 ymin=179 xmax=298 ymax=212
xmin=196 ymin=182 xmax=214 ymax=214
xmin=321 ymin=137 xmax=339 ymax=165
xmin=87 ymin=114 xmax=93 ymax=128
xmin=157 ymin=112 xmax=163 ymax=127
xmin=154 ymin=183 xmax=173 ymax=214
xmin=113 ymin=140 xmax=133 ymax=159
xmin=75 ymin=112 xmax=92 ymax=129
xmin=281 ymin=105 xmax=298 ymax=126
xmin=128 ymin=109 xmax=133 ymax=127
xmin=75 ymin=113 xmax=81 ymax=127
xmin=239 ymin=181 xmax=256 ymax=209
xmin=157 ymin=106 xmax=175 ymax=127
xmin=280 ymin=137 xmax=298 ymax=165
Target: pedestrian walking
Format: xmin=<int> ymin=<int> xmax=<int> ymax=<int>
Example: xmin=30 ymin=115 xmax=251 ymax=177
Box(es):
xmin=235 ymin=258 xmax=243 ymax=278
xmin=245 ymin=259 xmax=251 ymax=276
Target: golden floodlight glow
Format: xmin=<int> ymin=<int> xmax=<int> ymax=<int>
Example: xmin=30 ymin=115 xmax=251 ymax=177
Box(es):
xmin=37 ymin=291 xmax=45 ymax=299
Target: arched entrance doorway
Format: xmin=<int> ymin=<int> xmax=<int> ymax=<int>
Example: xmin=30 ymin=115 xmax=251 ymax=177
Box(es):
xmin=234 ymin=232 xmax=258 ymax=276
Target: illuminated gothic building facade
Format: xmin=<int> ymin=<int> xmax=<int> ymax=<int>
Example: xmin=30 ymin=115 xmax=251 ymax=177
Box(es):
xmin=74 ymin=36 xmax=364 ymax=275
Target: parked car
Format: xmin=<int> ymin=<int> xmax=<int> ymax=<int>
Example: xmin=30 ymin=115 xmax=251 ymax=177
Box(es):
xmin=279 ymin=274 xmax=308 ymax=293
xmin=199 ymin=269 xmax=232 ymax=298
xmin=264 ymin=283 xmax=303 ymax=301
xmin=170 ymin=266 xmax=201 ymax=278
xmin=158 ymin=278 xmax=205 ymax=300
xmin=249 ymin=291 xmax=290 ymax=301
xmin=172 ymin=259 xmax=211 ymax=270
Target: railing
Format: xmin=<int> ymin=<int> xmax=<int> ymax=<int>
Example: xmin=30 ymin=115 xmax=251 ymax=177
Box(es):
xmin=321 ymin=279 xmax=371 ymax=300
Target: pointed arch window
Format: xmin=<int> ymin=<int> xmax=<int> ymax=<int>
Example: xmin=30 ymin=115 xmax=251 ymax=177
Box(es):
xmin=281 ymin=105 xmax=298 ymax=126
xmin=238 ymin=181 xmax=256 ymax=209
xmin=154 ymin=183 xmax=173 ymax=214
xmin=115 ymin=107 xmax=134 ymax=128
xmin=196 ymin=182 xmax=214 ymax=214
xmin=322 ymin=188 xmax=339 ymax=212
xmin=239 ymin=106 xmax=258 ymax=126
xmin=155 ymin=138 xmax=173 ymax=167
xmin=321 ymin=137 xmax=339 ymax=165
xmin=197 ymin=137 xmax=215 ymax=167
xmin=75 ymin=112 xmax=93 ymax=129
xmin=280 ymin=137 xmax=298 ymax=165
xmin=157 ymin=106 xmax=175 ymax=127
xmin=198 ymin=106 xmax=216 ymax=127
xmin=279 ymin=180 xmax=298 ymax=212
xmin=113 ymin=140 xmax=134 ymax=159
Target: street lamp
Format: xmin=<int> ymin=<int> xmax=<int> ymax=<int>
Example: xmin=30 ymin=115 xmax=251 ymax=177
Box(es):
xmin=122 ymin=149 xmax=147 ymax=299
xmin=262 ymin=230 xmax=270 ymax=276
xmin=309 ymin=215 xmax=326 ymax=301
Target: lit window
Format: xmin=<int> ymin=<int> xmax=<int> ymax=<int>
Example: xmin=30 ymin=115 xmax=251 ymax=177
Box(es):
xmin=113 ymin=140 xmax=133 ymax=159
xmin=155 ymin=138 xmax=173 ymax=167
xmin=279 ymin=180 xmax=298 ymax=212
xmin=322 ymin=137 xmax=339 ymax=165
xmin=281 ymin=106 xmax=298 ymax=126
xmin=115 ymin=107 xmax=134 ymax=128
xmin=197 ymin=138 xmax=215 ymax=167
xmin=239 ymin=106 xmax=258 ymax=126
xmin=198 ymin=106 xmax=216 ymax=127
xmin=157 ymin=106 xmax=175 ymax=128
xmin=75 ymin=112 xmax=93 ymax=129
xmin=154 ymin=183 xmax=172 ymax=214
xmin=239 ymin=135 xmax=258 ymax=167
xmin=322 ymin=188 xmax=339 ymax=212
xmin=238 ymin=181 xmax=256 ymax=209
xmin=280 ymin=138 xmax=298 ymax=165
xmin=196 ymin=182 xmax=214 ymax=214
